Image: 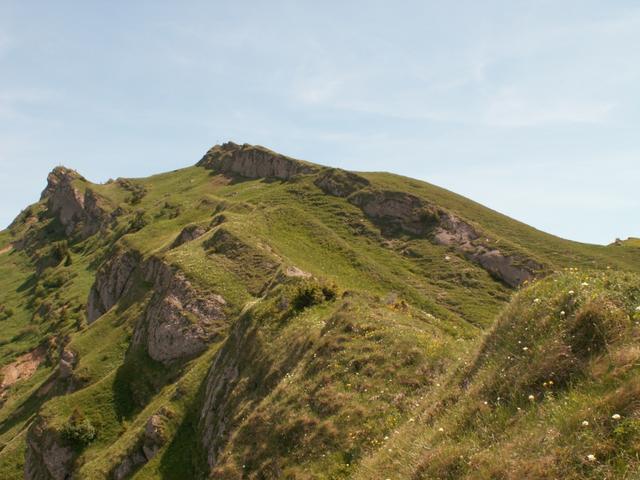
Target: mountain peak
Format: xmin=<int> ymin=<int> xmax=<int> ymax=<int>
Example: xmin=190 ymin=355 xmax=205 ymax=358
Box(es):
xmin=197 ymin=141 xmax=319 ymax=180
xmin=40 ymin=166 xmax=85 ymax=200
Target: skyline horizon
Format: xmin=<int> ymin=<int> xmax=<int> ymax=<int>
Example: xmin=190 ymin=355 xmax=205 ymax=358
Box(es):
xmin=6 ymin=137 xmax=635 ymax=247
xmin=1 ymin=1 xmax=639 ymax=245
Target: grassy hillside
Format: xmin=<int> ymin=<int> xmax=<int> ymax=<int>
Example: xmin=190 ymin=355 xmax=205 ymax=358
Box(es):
xmin=0 ymin=142 xmax=637 ymax=479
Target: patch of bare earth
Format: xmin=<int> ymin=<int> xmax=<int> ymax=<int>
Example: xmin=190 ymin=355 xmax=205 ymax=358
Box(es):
xmin=0 ymin=243 xmax=13 ymax=255
xmin=0 ymin=346 xmax=47 ymax=402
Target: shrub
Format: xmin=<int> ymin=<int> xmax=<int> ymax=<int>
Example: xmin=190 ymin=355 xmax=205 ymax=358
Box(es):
xmin=61 ymin=408 xmax=97 ymax=446
xmin=291 ymin=281 xmax=338 ymax=311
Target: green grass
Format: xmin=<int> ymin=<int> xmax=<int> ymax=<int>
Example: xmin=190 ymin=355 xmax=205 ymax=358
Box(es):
xmin=0 ymin=149 xmax=639 ymax=479
xmin=354 ymin=270 xmax=640 ymax=479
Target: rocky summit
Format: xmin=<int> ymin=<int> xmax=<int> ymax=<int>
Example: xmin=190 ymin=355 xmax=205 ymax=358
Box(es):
xmin=0 ymin=142 xmax=639 ymax=479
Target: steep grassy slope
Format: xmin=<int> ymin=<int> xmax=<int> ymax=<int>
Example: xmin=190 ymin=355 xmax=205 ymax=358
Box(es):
xmin=0 ymin=141 xmax=637 ymax=479
xmin=355 ymin=270 xmax=640 ymax=479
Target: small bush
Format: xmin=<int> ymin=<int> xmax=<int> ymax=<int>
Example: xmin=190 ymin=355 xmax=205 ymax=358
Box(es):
xmin=291 ymin=281 xmax=337 ymax=311
xmin=61 ymin=408 xmax=97 ymax=447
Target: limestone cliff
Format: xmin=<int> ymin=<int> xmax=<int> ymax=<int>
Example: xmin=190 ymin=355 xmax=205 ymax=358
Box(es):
xmin=197 ymin=141 xmax=319 ymax=180
xmin=40 ymin=166 xmax=109 ymax=238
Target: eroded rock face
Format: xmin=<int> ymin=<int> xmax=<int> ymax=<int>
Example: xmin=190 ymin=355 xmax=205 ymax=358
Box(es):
xmin=58 ymin=348 xmax=77 ymax=380
xmin=170 ymin=224 xmax=207 ymax=249
xmin=350 ymin=190 xmax=441 ymax=236
xmin=87 ymin=249 xmax=142 ymax=323
xmin=132 ymin=258 xmax=227 ymax=364
xmin=87 ymin=247 xmax=227 ymax=363
xmin=198 ymin=315 xmax=248 ymax=468
xmin=41 ymin=166 xmax=108 ymax=238
xmin=25 ymin=417 xmax=75 ymax=480
xmin=315 ymin=173 xmax=541 ymax=287
xmin=314 ymin=168 xmax=370 ymax=197
xmin=111 ymin=411 xmax=169 ymax=480
xmin=197 ymin=142 xmax=318 ymax=180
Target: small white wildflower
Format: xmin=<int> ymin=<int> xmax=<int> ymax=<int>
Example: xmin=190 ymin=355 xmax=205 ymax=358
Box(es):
xmin=587 ymin=454 xmax=596 ymax=462
xmin=522 ymin=346 xmax=528 ymax=351
xmin=528 ymin=394 xmax=535 ymax=401
xmin=568 ymin=290 xmax=575 ymax=295
xmin=581 ymin=282 xmax=589 ymax=287
xmin=438 ymin=427 xmax=444 ymax=432
xmin=612 ymin=413 xmax=621 ymax=420
xmin=582 ymin=420 xmax=589 ymax=427
xmin=635 ymin=306 xmax=640 ymax=312
xmin=483 ymin=401 xmax=488 ymax=405
xmin=444 ymin=255 xmax=451 ymax=261
xmin=560 ymin=311 xmax=566 ymax=316
xmin=533 ymin=298 xmax=541 ymax=304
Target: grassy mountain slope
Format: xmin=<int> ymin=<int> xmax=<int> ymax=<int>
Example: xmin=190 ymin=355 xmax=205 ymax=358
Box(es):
xmin=0 ymin=142 xmax=637 ymax=479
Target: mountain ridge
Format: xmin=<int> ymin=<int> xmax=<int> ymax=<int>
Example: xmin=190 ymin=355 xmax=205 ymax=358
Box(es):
xmin=0 ymin=142 xmax=638 ymax=479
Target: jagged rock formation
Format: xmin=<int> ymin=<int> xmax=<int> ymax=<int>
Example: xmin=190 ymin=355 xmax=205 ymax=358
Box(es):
xmin=25 ymin=417 xmax=75 ymax=480
xmin=87 ymin=247 xmax=227 ymax=363
xmin=40 ymin=167 xmax=109 ymax=238
xmin=197 ymin=313 xmax=259 ymax=469
xmin=197 ymin=141 xmax=319 ymax=180
xmin=6 ymin=141 xmax=640 ymax=480
xmin=170 ymin=224 xmax=208 ymax=249
xmin=57 ymin=348 xmax=77 ymax=380
xmin=314 ymin=168 xmax=370 ymax=197
xmin=111 ymin=410 xmax=169 ymax=480
xmin=434 ymin=214 xmax=539 ymax=287
xmin=316 ymin=170 xmax=541 ymax=287
xmin=131 ymin=257 xmax=227 ymax=364
xmin=87 ymin=249 xmax=142 ymax=323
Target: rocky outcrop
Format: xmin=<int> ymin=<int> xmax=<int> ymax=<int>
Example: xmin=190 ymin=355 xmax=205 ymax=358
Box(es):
xmin=87 ymin=249 xmax=142 ymax=323
xmin=58 ymin=348 xmax=77 ymax=380
xmin=111 ymin=410 xmax=169 ymax=480
xmin=41 ymin=166 xmax=109 ymax=238
xmin=25 ymin=417 xmax=75 ymax=480
xmin=198 ymin=314 xmax=250 ymax=468
xmin=170 ymin=224 xmax=207 ymax=249
xmin=314 ymin=168 xmax=370 ymax=197
xmin=433 ymin=214 xmax=539 ymax=287
xmin=131 ymin=257 xmax=227 ymax=364
xmin=197 ymin=142 xmax=319 ymax=180
xmin=86 ymin=246 xmax=227 ymax=363
xmin=316 ymin=174 xmax=541 ymax=287
xmin=350 ymin=189 xmax=441 ymax=236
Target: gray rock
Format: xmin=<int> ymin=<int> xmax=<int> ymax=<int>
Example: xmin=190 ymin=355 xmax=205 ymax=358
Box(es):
xmin=41 ymin=166 xmax=108 ymax=238
xmin=314 ymin=168 xmax=370 ymax=197
xmin=197 ymin=142 xmax=318 ymax=180
xmin=58 ymin=348 xmax=77 ymax=379
xmin=132 ymin=257 xmax=227 ymax=364
xmin=25 ymin=416 xmax=75 ymax=480
xmin=170 ymin=224 xmax=207 ymax=249
xmin=87 ymin=249 xmax=141 ymax=323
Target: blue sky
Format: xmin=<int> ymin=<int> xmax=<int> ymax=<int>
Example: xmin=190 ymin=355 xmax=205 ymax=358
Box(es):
xmin=0 ymin=1 xmax=638 ymax=244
